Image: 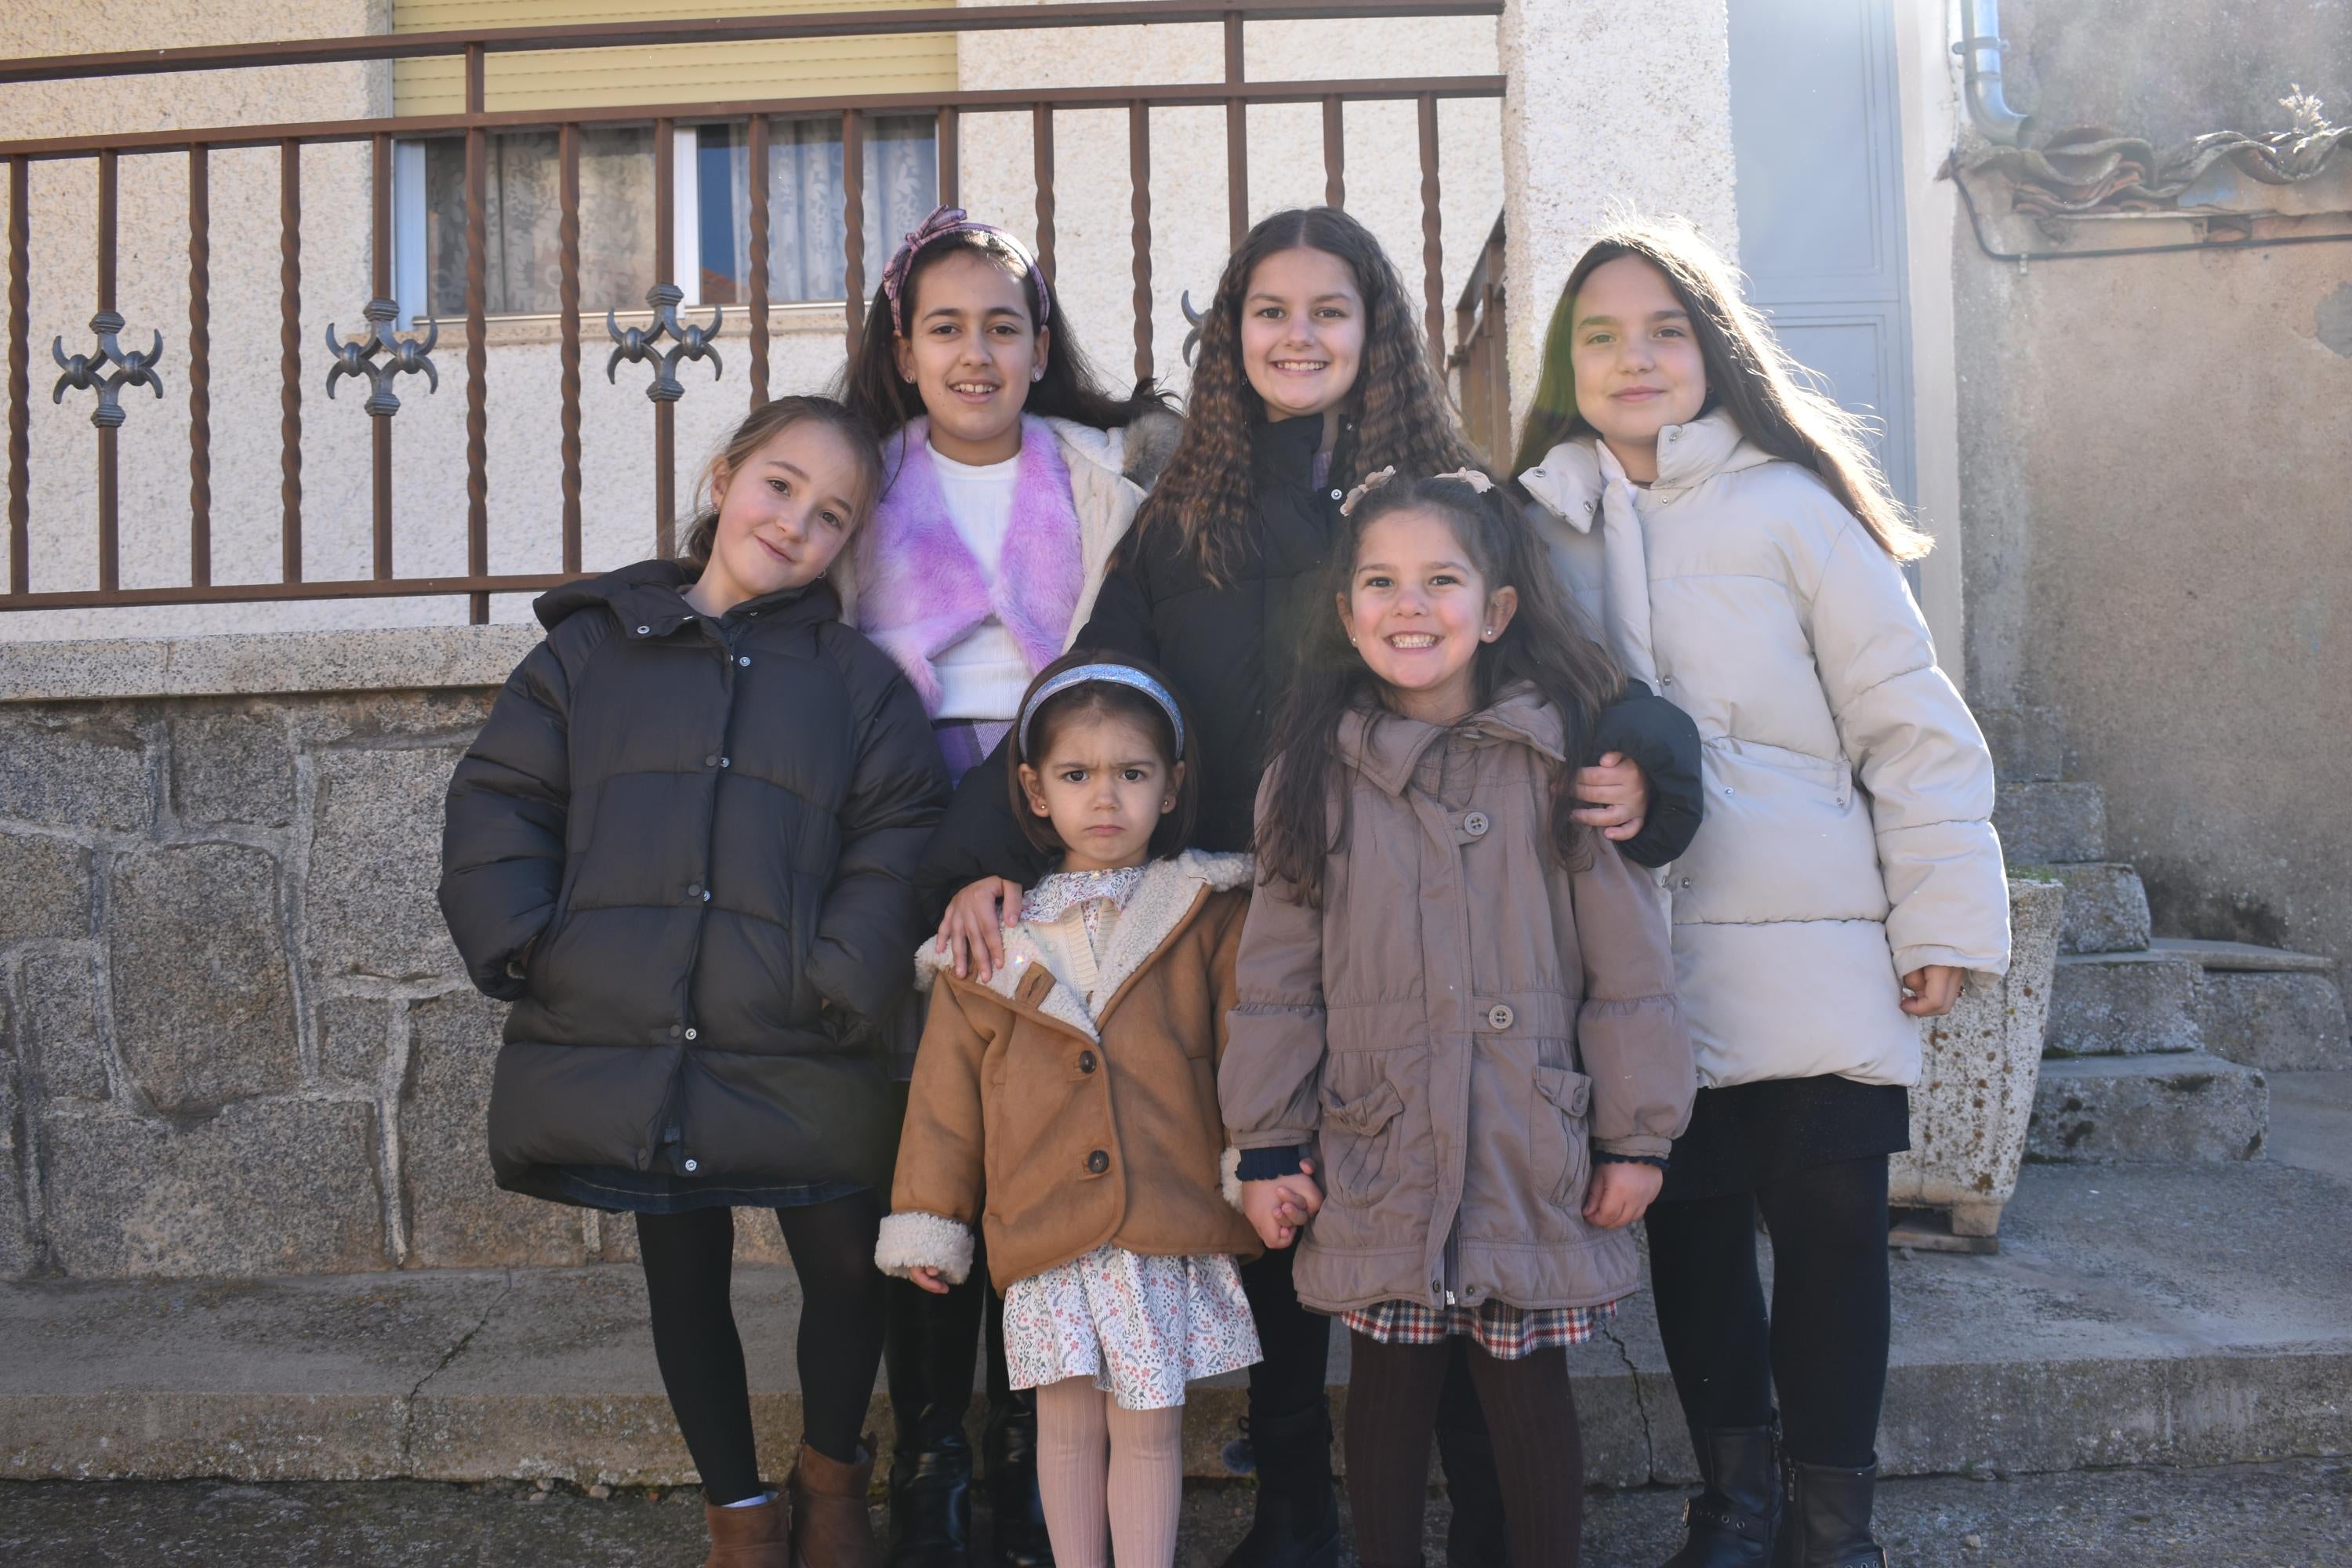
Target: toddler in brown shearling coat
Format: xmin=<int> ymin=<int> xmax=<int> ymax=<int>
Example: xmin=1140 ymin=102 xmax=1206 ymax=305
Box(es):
xmin=876 ymin=652 xmax=1262 ymax=1568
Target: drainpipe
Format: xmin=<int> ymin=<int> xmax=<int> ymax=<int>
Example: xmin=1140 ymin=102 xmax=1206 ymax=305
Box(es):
xmin=1958 ymin=0 xmax=2031 ymax=145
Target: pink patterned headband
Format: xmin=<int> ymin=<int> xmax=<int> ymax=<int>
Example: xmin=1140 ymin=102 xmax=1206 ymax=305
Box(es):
xmin=880 ymin=205 xmax=1054 ymax=336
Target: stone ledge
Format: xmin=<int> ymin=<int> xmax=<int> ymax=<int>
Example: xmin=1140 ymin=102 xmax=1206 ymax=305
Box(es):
xmin=0 ymin=626 xmax=543 ymax=704
xmin=8 ymin=1162 xmax=2350 ymax=1486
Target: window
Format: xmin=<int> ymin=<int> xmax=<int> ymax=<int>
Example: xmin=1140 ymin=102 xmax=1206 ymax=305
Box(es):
xmin=695 ymin=117 xmax=938 ymax=306
xmin=400 ymin=117 xmax=937 ymax=321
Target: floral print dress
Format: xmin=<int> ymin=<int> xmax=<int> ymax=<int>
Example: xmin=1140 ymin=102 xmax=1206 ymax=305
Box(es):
xmin=996 ymin=866 xmax=1262 ymax=1410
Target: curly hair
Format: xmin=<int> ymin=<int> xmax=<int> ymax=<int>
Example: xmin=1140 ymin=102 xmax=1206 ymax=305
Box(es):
xmin=1512 ymin=216 xmax=1929 ymax=561
xmin=1136 ymin=207 xmax=1483 ymax=583
xmin=1254 ymin=473 xmax=1624 ymax=907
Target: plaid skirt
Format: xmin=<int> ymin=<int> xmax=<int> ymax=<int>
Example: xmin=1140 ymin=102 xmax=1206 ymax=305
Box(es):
xmin=1341 ymin=1295 xmax=1620 ymax=1360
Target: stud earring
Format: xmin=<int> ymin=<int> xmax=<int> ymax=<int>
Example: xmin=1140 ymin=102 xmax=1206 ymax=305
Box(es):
xmin=1032 ymin=366 xmax=1045 ymax=382
xmin=1483 ymin=627 xmax=1494 ymax=639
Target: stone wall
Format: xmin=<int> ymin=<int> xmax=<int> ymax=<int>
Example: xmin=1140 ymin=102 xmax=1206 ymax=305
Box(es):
xmin=0 ymin=627 xmax=802 ymax=1278
xmin=1952 ymin=0 xmax=2352 ymax=970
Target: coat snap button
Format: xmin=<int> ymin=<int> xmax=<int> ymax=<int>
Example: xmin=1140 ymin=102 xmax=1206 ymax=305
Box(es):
xmin=1464 ymin=811 xmax=1490 ymax=837
xmin=684 ymin=1028 xmax=698 ymax=1041
xmin=1330 ymin=488 xmax=1343 ymax=500
xmin=683 ymin=1159 xmax=699 ymax=1174
xmin=637 ymin=625 xmax=651 ymax=635
xmin=1486 ymin=1004 xmax=1514 ymax=1030
xmin=719 ymin=757 xmax=731 ymax=768
xmin=738 ymin=655 xmax=751 ymax=666
xmin=1079 ymin=1051 xmax=1098 ymax=1074
xmin=1679 ymin=876 xmax=1693 ymax=889
xmin=1085 ymin=1149 xmax=1109 ymax=1174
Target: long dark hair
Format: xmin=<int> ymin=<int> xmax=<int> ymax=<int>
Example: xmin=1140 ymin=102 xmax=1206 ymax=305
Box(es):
xmin=1512 ymin=216 xmax=1929 ymax=561
xmin=1254 ymin=473 xmax=1625 ymax=906
xmin=1138 ymin=207 xmax=1481 ymax=584
xmin=675 ymin=395 xmax=884 ymax=573
xmin=836 ymin=226 xmax=1169 ymax=448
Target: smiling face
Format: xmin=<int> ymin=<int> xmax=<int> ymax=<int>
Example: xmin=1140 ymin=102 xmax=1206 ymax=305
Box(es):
xmin=1567 ymin=254 xmax=1709 ymax=482
xmin=1018 ymin=707 xmax=1182 ymax=875
xmin=891 ymin=248 xmax=1047 ymax=466
xmin=1339 ymin=504 xmax=1519 ymax=727
xmin=1239 ymin=245 xmax=1367 ymax=423
xmin=693 ymin=418 xmax=869 ymax=615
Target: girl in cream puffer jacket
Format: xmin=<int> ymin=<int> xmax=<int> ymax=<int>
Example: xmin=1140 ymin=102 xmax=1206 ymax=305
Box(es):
xmin=1514 ymin=219 xmax=2009 ymax=1568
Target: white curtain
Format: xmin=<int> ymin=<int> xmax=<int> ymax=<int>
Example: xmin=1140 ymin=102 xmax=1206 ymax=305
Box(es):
xmin=426 ymin=127 xmax=654 ymax=316
xmin=704 ymin=116 xmax=938 ymax=304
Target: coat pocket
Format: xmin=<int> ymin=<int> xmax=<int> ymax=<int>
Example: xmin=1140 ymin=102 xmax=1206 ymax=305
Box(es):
xmin=1533 ymin=1065 xmax=1593 ymax=1210
xmin=1319 ymin=1078 xmax=1408 ymax=1207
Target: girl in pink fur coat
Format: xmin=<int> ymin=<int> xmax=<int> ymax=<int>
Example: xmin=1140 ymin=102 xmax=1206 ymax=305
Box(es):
xmin=837 ymin=205 xmax=1180 ymax=1568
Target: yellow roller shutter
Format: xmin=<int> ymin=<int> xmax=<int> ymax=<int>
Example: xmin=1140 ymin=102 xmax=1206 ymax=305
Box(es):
xmin=394 ymin=0 xmax=958 ymax=116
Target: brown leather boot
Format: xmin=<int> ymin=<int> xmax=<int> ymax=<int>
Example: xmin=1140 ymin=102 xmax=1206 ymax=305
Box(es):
xmin=787 ymin=1438 xmax=881 ymax=1568
xmin=704 ymin=1491 xmax=789 ymax=1568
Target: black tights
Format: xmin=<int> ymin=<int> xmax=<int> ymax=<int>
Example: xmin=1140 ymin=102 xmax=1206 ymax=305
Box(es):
xmin=1345 ymin=1334 xmax=1584 ymax=1568
xmin=636 ymin=1192 xmax=887 ymax=1504
xmin=1642 ymin=1153 xmax=1892 ymax=1468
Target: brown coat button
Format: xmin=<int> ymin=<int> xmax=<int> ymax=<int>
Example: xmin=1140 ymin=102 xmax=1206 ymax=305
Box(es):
xmin=1078 ymin=1051 xmax=1098 ymax=1074
xmin=1085 ymin=1149 xmax=1109 ymax=1174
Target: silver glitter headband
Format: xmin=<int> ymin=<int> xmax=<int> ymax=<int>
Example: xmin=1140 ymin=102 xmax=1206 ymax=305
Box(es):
xmin=1017 ymin=664 xmax=1185 ymax=757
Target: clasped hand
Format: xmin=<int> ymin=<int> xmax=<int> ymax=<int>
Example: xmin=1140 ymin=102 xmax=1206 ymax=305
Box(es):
xmin=1240 ymin=1160 xmax=1325 ymax=1249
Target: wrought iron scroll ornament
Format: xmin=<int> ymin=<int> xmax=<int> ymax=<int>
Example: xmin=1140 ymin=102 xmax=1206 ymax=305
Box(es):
xmin=325 ymin=298 xmax=440 ymax=416
xmin=52 ymin=311 xmax=166 ymax=429
xmin=608 ymin=283 xmax=723 ymax=402
xmin=1181 ymin=290 xmax=1207 ymax=368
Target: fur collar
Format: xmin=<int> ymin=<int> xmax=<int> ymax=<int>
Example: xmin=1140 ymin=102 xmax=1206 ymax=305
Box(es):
xmin=916 ymin=850 xmax=1253 ymax=1042
xmin=858 ymin=416 xmax=1083 ymax=715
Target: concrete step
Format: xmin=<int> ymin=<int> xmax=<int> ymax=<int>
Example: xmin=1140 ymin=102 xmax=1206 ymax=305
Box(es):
xmin=2048 ymin=863 xmax=2153 ymax=954
xmin=2028 ymin=1052 xmax=2267 ymax=1163
xmin=1977 ymin=703 xmax=2067 ymax=785
xmin=1995 ymin=782 xmax=2108 ymax=865
xmin=2150 ymin=938 xmax=2335 ymax=973
xmin=2147 ymin=938 xmax=2351 ymax=1071
xmin=2045 ymin=950 xmax=2201 ymax=1056
xmin=5 ymin=1161 xmax=2348 ymax=1490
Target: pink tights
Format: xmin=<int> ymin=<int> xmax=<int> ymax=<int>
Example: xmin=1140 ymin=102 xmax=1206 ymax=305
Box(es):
xmin=1031 ymin=1376 xmax=1185 ymax=1567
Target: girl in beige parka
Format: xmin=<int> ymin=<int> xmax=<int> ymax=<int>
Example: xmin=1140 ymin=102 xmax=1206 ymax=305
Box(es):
xmin=1512 ymin=219 xmax=2011 ymax=1568
xmin=1221 ymin=470 xmax=1697 ymax=1568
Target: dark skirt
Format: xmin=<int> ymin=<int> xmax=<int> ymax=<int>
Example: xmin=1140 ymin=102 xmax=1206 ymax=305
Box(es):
xmin=1655 ymin=1073 xmax=1911 ymax=1205
xmin=552 ymin=1163 xmax=866 ymax=1215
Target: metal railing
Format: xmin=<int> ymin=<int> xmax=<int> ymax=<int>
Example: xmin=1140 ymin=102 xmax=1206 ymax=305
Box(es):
xmin=0 ymin=0 xmax=1503 ymax=617
xmin=1449 ymin=211 xmax=1508 ymax=470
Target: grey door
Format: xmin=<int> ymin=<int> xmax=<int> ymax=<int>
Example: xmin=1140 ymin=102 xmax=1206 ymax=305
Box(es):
xmin=1729 ymin=0 xmax=1917 ymax=509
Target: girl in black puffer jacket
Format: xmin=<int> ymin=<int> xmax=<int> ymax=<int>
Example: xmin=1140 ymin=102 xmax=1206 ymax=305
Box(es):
xmin=439 ymin=396 xmax=946 ymax=1568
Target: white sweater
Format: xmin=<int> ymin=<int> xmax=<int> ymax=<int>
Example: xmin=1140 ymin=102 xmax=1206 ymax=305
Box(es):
xmin=927 ymin=448 xmax=1033 ymax=722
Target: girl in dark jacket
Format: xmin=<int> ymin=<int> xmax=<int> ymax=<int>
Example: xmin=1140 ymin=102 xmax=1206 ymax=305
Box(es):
xmin=920 ymin=208 xmax=1706 ymax=1568
xmin=438 ymin=395 xmax=948 ymax=1568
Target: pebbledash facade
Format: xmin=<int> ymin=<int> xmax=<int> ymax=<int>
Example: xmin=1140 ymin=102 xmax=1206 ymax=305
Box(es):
xmin=0 ymin=0 xmax=2346 ymax=1311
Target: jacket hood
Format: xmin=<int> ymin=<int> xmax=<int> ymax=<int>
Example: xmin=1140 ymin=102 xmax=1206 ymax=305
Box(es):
xmin=1517 ymin=408 xmax=1777 ymax=528
xmin=1338 ymin=684 xmax=1567 ymax=799
xmin=914 ymin=849 xmax=1252 ymax=1036
xmin=532 ymin=557 xmax=842 ymax=636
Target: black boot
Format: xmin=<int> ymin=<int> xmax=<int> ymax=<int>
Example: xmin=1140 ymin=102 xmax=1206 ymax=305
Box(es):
xmin=1773 ymin=1457 xmax=1886 ymax=1568
xmin=1221 ymin=1404 xmax=1341 ymax=1568
xmin=887 ymin=1403 xmax=973 ymax=1567
xmin=884 ymin=1269 xmax=982 ymax=1568
xmin=982 ymin=1391 xmax=1054 ymax=1568
xmin=1661 ymin=1421 xmax=1780 ymax=1566
xmin=1435 ymin=1399 xmax=1508 ymax=1567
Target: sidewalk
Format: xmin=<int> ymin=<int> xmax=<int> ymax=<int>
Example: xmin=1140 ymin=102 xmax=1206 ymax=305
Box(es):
xmin=4 ymin=1458 xmax=2347 ymax=1566
xmin=6 ymin=1149 xmax=2348 ymax=1489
